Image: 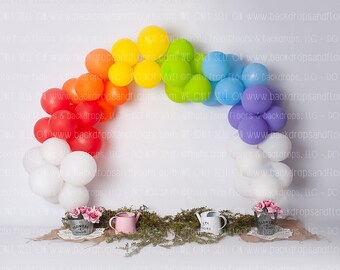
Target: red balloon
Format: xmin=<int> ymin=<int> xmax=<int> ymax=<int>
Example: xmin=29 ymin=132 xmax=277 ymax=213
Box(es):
xmin=34 ymin=117 xmax=53 ymax=143
xmin=68 ymin=104 xmax=77 ymax=113
xmin=75 ymin=101 xmax=102 ymax=127
xmin=41 ymin=88 xmax=70 ymax=115
xmin=68 ymin=127 xmax=102 ymax=156
xmin=49 ymin=110 xmax=78 ymax=139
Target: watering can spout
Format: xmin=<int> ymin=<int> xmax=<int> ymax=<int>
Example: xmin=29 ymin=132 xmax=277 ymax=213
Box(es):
xmin=195 ymin=212 xmax=202 ymax=224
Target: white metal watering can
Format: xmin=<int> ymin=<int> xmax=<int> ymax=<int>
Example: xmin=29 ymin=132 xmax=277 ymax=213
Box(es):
xmin=196 ymin=211 xmax=228 ymax=235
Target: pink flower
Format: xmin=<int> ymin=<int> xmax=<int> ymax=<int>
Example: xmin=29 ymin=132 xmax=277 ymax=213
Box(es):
xmin=274 ymin=206 xmax=282 ymax=216
xmin=71 ymin=208 xmax=81 ymax=218
xmin=82 ymin=206 xmax=103 ymax=224
xmin=79 ymin=206 xmax=87 ymax=214
xmin=252 ymin=204 xmax=264 ymax=214
xmin=96 ymin=206 xmax=104 ymax=213
xmin=263 ymin=200 xmax=272 ymax=207
xmin=257 ymin=202 xmax=265 ymax=209
xmin=267 ymin=207 xmax=275 ymax=214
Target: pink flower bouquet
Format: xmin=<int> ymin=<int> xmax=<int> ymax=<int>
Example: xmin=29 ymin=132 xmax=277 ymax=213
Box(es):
xmin=65 ymin=206 xmax=104 ymax=224
xmin=252 ymin=200 xmax=282 ymax=219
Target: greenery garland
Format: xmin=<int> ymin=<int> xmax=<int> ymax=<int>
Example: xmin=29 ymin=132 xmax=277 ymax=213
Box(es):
xmin=82 ymin=206 xmax=256 ymax=257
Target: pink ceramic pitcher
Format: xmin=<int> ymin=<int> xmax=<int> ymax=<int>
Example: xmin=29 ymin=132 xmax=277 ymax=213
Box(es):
xmin=109 ymin=212 xmax=141 ymax=234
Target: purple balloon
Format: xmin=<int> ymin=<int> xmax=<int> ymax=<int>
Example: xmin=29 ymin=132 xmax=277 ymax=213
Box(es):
xmin=228 ymin=104 xmax=252 ymax=129
xmin=267 ymin=86 xmax=284 ymax=106
xmin=241 ymin=85 xmax=272 ymax=115
xmin=238 ymin=116 xmax=268 ymax=145
xmin=262 ymin=106 xmax=287 ymax=132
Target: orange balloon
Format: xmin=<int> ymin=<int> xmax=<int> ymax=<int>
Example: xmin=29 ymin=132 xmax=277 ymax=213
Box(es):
xmin=97 ymin=99 xmax=115 ymax=122
xmin=62 ymin=78 xmax=81 ymax=105
xmin=104 ymin=81 xmax=129 ymax=106
xmin=75 ymin=73 xmax=104 ymax=101
xmin=85 ymin=49 xmax=114 ymax=80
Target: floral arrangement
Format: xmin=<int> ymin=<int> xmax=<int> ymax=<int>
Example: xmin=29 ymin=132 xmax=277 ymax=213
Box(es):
xmin=65 ymin=206 xmax=104 ymax=224
xmin=252 ymin=200 xmax=282 ymax=219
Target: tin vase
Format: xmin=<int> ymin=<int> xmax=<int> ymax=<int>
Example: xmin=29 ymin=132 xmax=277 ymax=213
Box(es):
xmin=254 ymin=209 xmax=277 ymax=236
xmin=68 ymin=219 xmax=94 ymax=236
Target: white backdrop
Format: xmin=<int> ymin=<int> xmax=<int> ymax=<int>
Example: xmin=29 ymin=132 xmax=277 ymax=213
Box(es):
xmin=0 ymin=0 xmax=339 ymax=230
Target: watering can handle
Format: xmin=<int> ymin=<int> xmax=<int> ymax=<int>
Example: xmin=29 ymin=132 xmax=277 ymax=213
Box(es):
xmin=109 ymin=217 xmax=118 ymax=233
xmin=195 ymin=212 xmax=201 ymax=224
xmin=135 ymin=212 xmax=141 ymax=223
xmin=219 ymin=216 xmax=228 ymax=229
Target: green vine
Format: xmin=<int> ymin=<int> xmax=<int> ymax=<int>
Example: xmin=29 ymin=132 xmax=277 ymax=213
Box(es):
xmin=68 ymin=205 xmax=255 ymax=257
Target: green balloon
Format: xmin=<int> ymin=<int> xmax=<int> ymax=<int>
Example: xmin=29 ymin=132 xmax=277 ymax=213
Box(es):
xmin=166 ymin=38 xmax=195 ymax=62
xmin=184 ymin=74 xmax=212 ymax=102
xmin=165 ymin=84 xmax=187 ymax=103
xmin=190 ymin=53 xmax=206 ymax=75
xmin=161 ymin=57 xmax=192 ymax=87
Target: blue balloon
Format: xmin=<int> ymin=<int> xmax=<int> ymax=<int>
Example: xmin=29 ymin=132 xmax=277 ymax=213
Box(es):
xmin=215 ymin=77 xmax=245 ymax=105
xmin=226 ymin=54 xmax=244 ymax=78
xmin=241 ymin=63 xmax=269 ymax=87
xmin=202 ymin=81 xmax=221 ymax=106
xmin=202 ymin=51 xmax=231 ymax=82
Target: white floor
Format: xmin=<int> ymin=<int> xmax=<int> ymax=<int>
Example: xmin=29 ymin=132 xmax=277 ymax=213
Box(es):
xmin=1 ymin=220 xmax=339 ymax=270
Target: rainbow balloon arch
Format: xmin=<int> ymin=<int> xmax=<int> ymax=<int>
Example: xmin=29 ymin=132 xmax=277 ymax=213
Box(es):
xmin=23 ymin=26 xmax=293 ymax=210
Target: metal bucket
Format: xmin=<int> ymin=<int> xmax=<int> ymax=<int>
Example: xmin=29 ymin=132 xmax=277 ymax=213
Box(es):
xmin=254 ymin=210 xmax=277 ymax=236
xmin=68 ymin=219 xmax=94 ymax=236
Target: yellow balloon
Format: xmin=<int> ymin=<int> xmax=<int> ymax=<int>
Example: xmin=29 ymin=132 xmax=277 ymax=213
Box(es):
xmin=133 ymin=60 xmax=161 ymax=88
xmin=111 ymin=38 xmax=139 ymax=66
xmin=137 ymin=26 xmax=170 ymax=61
xmin=108 ymin=62 xmax=133 ymax=87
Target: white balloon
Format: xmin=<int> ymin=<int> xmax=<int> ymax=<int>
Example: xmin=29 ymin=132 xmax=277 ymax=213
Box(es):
xmin=58 ymin=184 xmax=89 ymax=210
xmin=45 ymin=195 xmax=59 ymax=204
xmin=234 ymin=174 xmax=254 ymax=198
xmin=60 ymin=151 xmax=97 ymax=186
xmin=236 ymin=148 xmax=269 ymax=177
xmin=226 ymin=133 xmax=256 ymax=159
xmin=252 ymin=175 xmax=281 ymax=201
xmin=41 ymin=138 xmax=71 ymax=166
xmin=258 ymin=133 xmax=292 ymax=162
xmin=29 ymin=165 xmax=64 ymax=198
xmin=270 ymin=162 xmax=293 ymax=187
xmin=23 ymin=147 xmax=48 ymax=173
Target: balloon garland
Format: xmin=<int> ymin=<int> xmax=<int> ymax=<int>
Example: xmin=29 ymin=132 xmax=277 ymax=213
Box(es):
xmin=23 ymin=26 xmax=293 ymax=210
